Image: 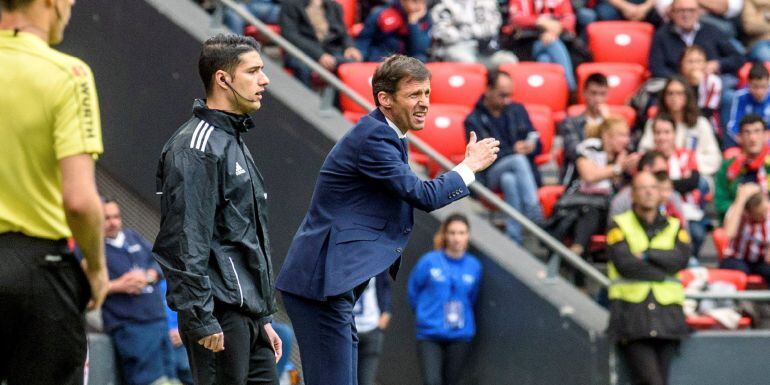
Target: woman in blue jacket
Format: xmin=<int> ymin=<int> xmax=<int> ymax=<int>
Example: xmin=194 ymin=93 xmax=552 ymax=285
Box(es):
xmin=408 ymin=213 xmax=482 ymax=385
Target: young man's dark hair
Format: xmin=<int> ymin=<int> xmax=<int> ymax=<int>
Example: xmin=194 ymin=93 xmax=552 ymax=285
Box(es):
xmin=739 ymin=114 xmax=768 ymax=132
xmin=371 ymin=54 xmax=430 ymax=106
xmin=638 ymin=150 xmax=666 ymax=171
xmin=0 ymin=0 xmax=33 ymax=10
xmin=198 ymin=34 xmax=261 ymax=94
xmin=486 ymin=68 xmax=512 ymax=88
xmin=584 ymin=73 xmax=608 ymax=89
xmin=748 ymin=62 xmax=770 ymax=81
xmin=652 ymin=112 xmax=677 ymax=130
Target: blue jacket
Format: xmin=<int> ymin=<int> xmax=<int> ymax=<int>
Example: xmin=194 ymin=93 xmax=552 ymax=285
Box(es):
xmin=355 ymin=4 xmax=431 ymax=62
xmin=276 ymin=108 xmax=469 ymax=300
xmin=649 ymin=23 xmax=744 ymax=78
xmin=464 ymin=98 xmax=542 ymax=186
xmin=726 ymin=88 xmax=770 ymax=138
xmin=101 ymin=229 xmax=166 ymax=333
xmin=407 ymin=250 xmax=482 ymax=341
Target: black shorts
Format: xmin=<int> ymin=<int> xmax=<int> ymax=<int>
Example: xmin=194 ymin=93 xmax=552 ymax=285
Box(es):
xmin=0 ymin=232 xmax=91 ymax=385
xmin=181 ymin=303 xmax=279 ymax=385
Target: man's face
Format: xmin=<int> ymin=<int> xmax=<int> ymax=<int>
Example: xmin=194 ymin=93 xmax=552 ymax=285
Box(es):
xmin=226 ymin=50 xmax=270 ymax=113
xmin=653 ymin=121 xmax=677 ymax=155
xmin=49 ymin=0 xmax=75 ymax=45
xmin=381 ymin=77 xmax=430 ymax=132
xmin=633 ymin=173 xmax=662 ymax=211
xmin=400 ymin=0 xmax=426 ymax=15
xmin=748 ymin=78 xmax=769 ymax=102
xmin=670 ymin=0 xmax=699 ymax=31
xmin=103 ymin=202 xmax=122 ymax=239
xmin=483 ymin=75 xmax=512 ymax=112
xmin=584 ymin=83 xmax=608 ymax=112
xmin=739 ymin=122 xmax=769 ymax=156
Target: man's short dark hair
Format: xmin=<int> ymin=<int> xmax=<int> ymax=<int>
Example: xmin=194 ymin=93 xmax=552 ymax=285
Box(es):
xmin=748 ymin=62 xmax=770 ymax=81
xmin=486 ymin=68 xmax=512 ymax=88
xmin=0 ymin=0 xmax=33 ymax=11
xmin=584 ymin=73 xmax=608 ymax=89
xmin=638 ymin=150 xmax=666 ymax=172
xmin=652 ymin=112 xmax=677 ymax=132
xmin=198 ymin=34 xmax=261 ymax=94
xmin=739 ymin=114 xmax=768 ymax=132
xmin=371 ymin=55 xmax=430 ymax=106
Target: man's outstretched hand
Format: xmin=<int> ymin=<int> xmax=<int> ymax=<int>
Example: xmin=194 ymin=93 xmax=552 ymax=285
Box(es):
xmin=461 ymin=131 xmax=500 ymax=172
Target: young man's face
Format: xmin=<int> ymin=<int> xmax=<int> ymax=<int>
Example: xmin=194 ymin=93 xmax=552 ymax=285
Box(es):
xmin=739 ymin=121 xmax=769 ymax=156
xmin=380 ymin=77 xmax=430 ymax=132
xmin=653 ymin=121 xmax=677 ymax=155
xmin=584 ymin=83 xmax=608 ymax=112
xmin=49 ymin=0 xmax=75 ymax=45
xmin=748 ymin=77 xmax=769 ymax=102
xmin=226 ymin=50 xmax=270 ymax=113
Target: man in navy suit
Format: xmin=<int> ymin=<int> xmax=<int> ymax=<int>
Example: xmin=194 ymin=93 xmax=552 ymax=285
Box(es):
xmin=275 ymin=55 xmax=500 ymax=385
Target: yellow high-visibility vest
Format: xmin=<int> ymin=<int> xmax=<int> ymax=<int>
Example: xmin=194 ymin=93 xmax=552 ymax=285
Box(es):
xmin=607 ymin=211 xmax=685 ymax=305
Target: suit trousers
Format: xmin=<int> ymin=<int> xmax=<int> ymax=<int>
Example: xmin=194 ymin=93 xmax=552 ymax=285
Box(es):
xmin=281 ymin=289 xmax=361 ymax=385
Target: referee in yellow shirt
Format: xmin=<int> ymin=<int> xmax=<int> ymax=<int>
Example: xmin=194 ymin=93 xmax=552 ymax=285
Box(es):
xmin=0 ymin=1 xmax=109 ymax=384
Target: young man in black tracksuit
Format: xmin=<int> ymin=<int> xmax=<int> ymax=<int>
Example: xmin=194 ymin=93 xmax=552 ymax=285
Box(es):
xmin=153 ymin=34 xmax=281 ymax=385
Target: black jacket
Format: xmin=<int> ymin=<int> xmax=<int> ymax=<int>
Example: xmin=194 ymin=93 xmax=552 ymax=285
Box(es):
xmin=649 ymin=22 xmax=745 ymax=78
xmin=153 ymin=100 xmax=276 ymax=341
xmin=279 ymin=0 xmax=354 ymax=61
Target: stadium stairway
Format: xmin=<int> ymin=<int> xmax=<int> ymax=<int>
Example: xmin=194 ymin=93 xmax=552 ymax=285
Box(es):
xmin=58 ymin=1 xmax=770 ymax=384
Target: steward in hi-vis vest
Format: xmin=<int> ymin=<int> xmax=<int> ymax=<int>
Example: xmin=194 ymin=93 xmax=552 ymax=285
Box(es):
xmin=605 ymin=171 xmax=691 ymax=385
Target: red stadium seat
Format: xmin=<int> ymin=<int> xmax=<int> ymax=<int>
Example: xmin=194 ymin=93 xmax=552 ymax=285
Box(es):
xmin=499 ymin=62 xmax=569 ymax=114
xmin=577 ymin=63 xmax=646 ymax=105
xmin=738 ymin=61 xmax=770 ymax=88
xmin=425 ymin=62 xmax=488 ymax=108
xmin=243 ymin=24 xmax=282 ymax=45
xmin=679 ymin=268 xmax=753 ymax=330
xmin=538 ymin=185 xmax=565 ymax=219
xmin=337 ymin=62 xmax=380 ymax=113
xmin=587 ymin=21 xmax=654 ymax=68
xmin=343 ymin=111 xmax=365 ymax=123
xmin=409 ymin=104 xmax=471 ymax=177
xmin=523 ymin=104 xmax=556 ymax=166
xmin=566 ymin=104 xmax=637 ymax=128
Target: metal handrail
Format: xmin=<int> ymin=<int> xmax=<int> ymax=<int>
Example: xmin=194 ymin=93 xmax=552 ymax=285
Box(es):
xmin=219 ymin=0 xmax=609 ymax=288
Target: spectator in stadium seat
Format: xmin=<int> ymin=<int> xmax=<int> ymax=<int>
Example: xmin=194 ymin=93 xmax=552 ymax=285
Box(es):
xmin=679 ymin=45 xmax=722 ymax=127
xmin=280 ymin=0 xmax=363 ymax=87
xmin=430 ymin=0 xmax=516 ymax=65
xmin=223 ymin=0 xmax=281 ymax=34
xmin=554 ymin=117 xmax=640 ymax=263
xmin=721 ymin=185 xmax=770 ymax=284
xmin=354 ymin=270 xmax=392 ymax=385
xmin=638 ymin=76 xmax=722 ymax=176
xmin=559 ymin=73 xmax=610 ymax=185
xmin=650 ymin=113 xmax=711 ymax=257
xmin=464 ymin=69 xmax=543 ymax=244
xmin=725 ymin=63 xmax=770 ymax=148
xmin=594 ymin=0 xmax=662 ymax=25
xmin=355 ymin=0 xmax=431 ymax=62
xmin=742 ymin=0 xmax=770 ymax=62
xmin=93 ymin=199 xmax=175 ymax=385
xmin=507 ymin=0 xmax=578 ymax=91
xmin=655 ymin=0 xmax=744 ymax=38
xmin=648 ymin=0 xmax=744 ymax=80
xmin=606 ymin=171 xmax=691 ymax=385
xmin=715 ymin=115 xmax=770 ymax=218
xmin=408 ymin=214 xmax=482 ymax=385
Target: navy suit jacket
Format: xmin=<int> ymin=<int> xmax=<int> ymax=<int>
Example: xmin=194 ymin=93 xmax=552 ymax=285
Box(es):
xmin=276 ymin=108 xmax=470 ymax=300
